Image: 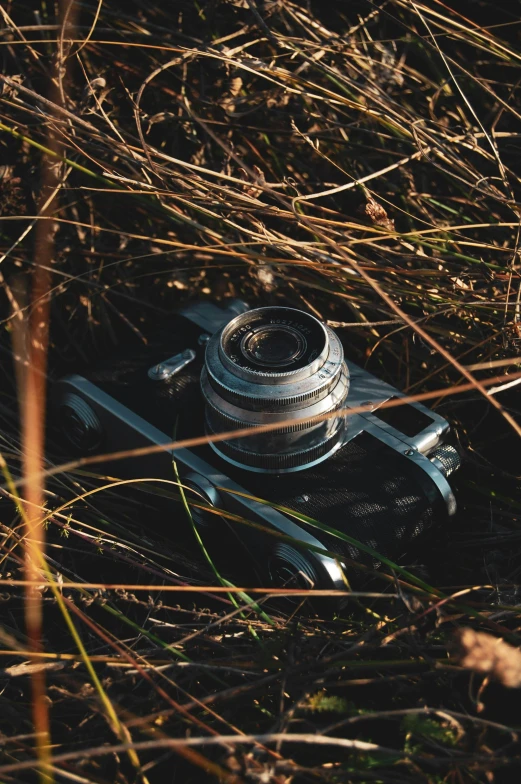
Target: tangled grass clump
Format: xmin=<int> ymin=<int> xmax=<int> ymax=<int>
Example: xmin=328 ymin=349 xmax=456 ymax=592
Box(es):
xmin=2 ymin=1 xmax=521 ymax=781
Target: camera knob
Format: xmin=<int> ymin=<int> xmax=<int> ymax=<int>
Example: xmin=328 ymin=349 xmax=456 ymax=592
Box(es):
xmin=183 ymin=473 xmax=222 ymax=528
xmin=269 ymin=543 xmax=319 ymax=591
xmin=59 ymin=393 xmax=104 ymax=452
xmin=428 ymin=444 xmax=461 ymax=478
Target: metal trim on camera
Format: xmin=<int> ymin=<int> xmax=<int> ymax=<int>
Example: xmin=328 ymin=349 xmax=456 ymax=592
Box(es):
xmin=202 ymin=307 xmax=350 ymax=473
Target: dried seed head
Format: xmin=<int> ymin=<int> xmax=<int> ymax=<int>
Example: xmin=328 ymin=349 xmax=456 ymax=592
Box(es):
xmin=357 ymin=197 xmax=395 ymax=232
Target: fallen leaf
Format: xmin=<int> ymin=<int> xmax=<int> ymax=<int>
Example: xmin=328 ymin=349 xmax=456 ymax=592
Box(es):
xmin=454 ymin=628 xmax=521 ymax=688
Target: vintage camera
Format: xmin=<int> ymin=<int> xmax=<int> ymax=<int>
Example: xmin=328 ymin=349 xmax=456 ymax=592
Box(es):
xmin=53 ymin=300 xmax=460 ymax=594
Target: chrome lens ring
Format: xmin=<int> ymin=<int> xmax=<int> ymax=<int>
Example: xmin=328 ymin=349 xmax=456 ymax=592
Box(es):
xmin=219 ymin=307 xmax=329 ymax=384
xmin=202 ymin=307 xmax=350 ymax=474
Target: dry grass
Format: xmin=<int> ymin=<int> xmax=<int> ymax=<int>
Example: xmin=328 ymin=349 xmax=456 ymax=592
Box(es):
xmin=2 ymin=1 xmax=521 ymax=782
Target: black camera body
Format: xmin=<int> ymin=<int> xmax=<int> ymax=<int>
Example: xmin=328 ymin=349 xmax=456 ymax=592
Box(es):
xmin=53 ymin=300 xmax=460 ymax=594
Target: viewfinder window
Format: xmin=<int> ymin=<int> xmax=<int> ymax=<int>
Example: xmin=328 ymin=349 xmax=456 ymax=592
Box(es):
xmin=373 ymin=397 xmax=434 ymax=437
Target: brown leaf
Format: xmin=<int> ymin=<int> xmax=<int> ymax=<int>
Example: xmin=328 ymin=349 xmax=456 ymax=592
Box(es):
xmin=220 ymin=75 xmax=243 ymax=114
xmin=454 ymin=628 xmax=521 ymax=688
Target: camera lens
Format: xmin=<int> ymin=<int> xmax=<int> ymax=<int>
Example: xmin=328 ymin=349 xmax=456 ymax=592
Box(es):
xmin=201 ymin=307 xmax=350 ymax=473
xmin=242 ymin=326 xmax=305 ymax=367
xmin=220 ymin=307 xmax=326 ymax=379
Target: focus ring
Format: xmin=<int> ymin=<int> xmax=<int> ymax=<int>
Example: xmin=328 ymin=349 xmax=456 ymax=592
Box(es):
xmin=207 ymin=423 xmax=345 ymax=471
xmin=207 ymin=369 xmax=325 ymax=407
xmin=204 ymin=361 xmax=344 ymax=411
xmin=205 ymin=397 xmax=347 ymax=436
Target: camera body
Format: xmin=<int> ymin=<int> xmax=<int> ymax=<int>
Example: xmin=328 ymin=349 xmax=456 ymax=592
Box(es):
xmin=53 ymin=300 xmax=460 ymax=594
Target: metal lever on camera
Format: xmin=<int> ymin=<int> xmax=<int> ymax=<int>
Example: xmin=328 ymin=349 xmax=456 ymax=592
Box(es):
xmin=147 ymin=349 xmax=196 ymax=381
xmin=146 ymin=301 xmax=251 ymax=382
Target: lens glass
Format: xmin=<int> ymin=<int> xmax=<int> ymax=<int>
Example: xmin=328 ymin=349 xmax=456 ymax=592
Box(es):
xmin=221 ymin=307 xmax=326 ymax=375
xmin=242 ymin=326 xmax=306 ymax=367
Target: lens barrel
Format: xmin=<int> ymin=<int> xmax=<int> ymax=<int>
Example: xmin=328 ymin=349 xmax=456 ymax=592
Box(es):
xmin=201 ymin=307 xmax=350 ymax=473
